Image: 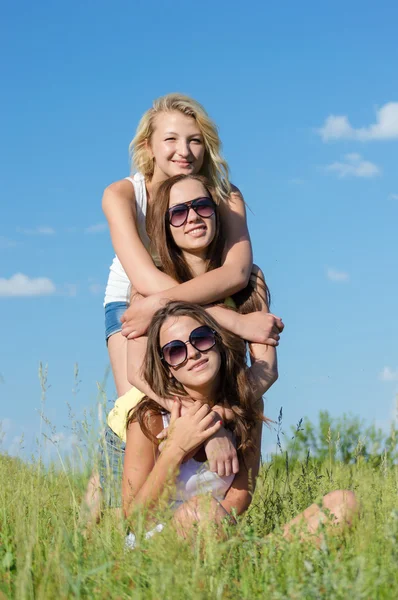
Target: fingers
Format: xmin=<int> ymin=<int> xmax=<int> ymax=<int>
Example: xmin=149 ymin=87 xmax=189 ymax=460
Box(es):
xmin=187 ymin=402 xmax=211 ymax=419
xmin=216 ymin=460 xmax=226 ymax=477
xmin=232 ymin=454 xmax=240 ymax=474
xmin=169 ymin=400 xmax=181 ymax=426
xmin=201 ymin=420 xmax=222 ymax=440
xmin=269 ymin=314 xmax=284 ymax=332
xmin=198 ymin=411 xmax=219 ymax=431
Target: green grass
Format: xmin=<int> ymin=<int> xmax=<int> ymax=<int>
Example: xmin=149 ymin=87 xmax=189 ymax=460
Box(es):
xmin=1 ymin=445 xmax=397 ymax=599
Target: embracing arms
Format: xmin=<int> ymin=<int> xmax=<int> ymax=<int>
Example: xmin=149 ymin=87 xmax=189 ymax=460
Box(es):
xmin=122 ymin=402 xmax=222 ymax=517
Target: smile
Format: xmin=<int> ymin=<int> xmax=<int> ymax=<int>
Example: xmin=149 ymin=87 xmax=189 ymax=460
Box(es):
xmin=189 ymin=358 xmax=209 ymax=371
xmin=185 ymin=225 xmax=207 ymax=236
xmin=172 ymin=160 xmax=192 ymax=167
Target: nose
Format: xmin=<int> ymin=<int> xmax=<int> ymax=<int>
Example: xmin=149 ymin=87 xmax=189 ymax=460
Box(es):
xmin=186 ymin=207 xmax=201 ymax=223
xmin=176 ymin=139 xmax=191 ymax=158
xmin=186 ymin=341 xmax=200 ymax=359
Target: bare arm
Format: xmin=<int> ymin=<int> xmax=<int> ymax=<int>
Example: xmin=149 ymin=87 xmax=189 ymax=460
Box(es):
xmin=123 ymin=403 xmax=222 ymax=517
xmin=151 ymin=186 xmax=253 ymax=303
xmin=121 ymin=187 xmax=253 ymax=337
xmin=221 ymin=408 xmax=263 ymax=516
xmin=102 ymin=180 xmax=177 ymax=295
xmin=122 ymin=414 xmax=178 ymax=517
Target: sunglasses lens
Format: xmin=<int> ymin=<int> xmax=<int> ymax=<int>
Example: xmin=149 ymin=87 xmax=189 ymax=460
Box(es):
xmin=194 ymin=199 xmax=216 ymax=218
xmin=190 ymin=326 xmax=216 ymax=352
xmin=163 ymin=341 xmax=187 ymax=366
xmin=169 ymin=205 xmax=188 ymax=227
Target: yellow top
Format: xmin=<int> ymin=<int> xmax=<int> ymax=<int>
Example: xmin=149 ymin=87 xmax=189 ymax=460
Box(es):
xmin=106 ymin=296 xmax=237 ymax=442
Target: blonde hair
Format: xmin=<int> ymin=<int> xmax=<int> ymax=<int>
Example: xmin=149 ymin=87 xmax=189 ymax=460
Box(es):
xmin=130 ymin=93 xmax=231 ymax=201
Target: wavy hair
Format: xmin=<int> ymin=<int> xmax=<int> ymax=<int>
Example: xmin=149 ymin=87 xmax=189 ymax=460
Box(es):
xmin=147 ymin=174 xmax=271 ymax=313
xmin=130 ymin=93 xmax=231 ymax=202
xmin=127 ymin=302 xmax=270 ymax=453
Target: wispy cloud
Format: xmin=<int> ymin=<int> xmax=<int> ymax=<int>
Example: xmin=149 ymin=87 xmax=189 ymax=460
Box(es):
xmin=326 ymin=268 xmax=350 ymax=283
xmin=85 ymin=223 xmax=107 ymax=234
xmin=0 ymin=236 xmax=17 ymax=249
xmin=325 ymin=153 xmax=381 ymax=178
xmin=62 ymin=283 xmax=78 ymax=297
xmin=89 ymin=282 xmax=102 ymax=295
xmin=379 ymin=367 xmax=398 ymax=382
xmin=17 ymin=226 xmax=56 ymax=235
xmin=388 ymin=193 xmax=398 ymax=200
xmin=318 ymin=102 xmax=398 ymax=142
xmin=0 ymin=273 xmax=56 ymax=297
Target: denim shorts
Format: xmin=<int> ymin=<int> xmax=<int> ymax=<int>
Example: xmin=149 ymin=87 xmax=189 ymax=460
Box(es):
xmin=105 ymin=301 xmax=129 ymax=342
xmin=99 ymin=426 xmax=126 ymax=508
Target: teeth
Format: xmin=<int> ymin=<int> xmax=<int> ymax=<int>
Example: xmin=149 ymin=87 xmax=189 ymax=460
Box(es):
xmin=188 ymin=228 xmax=205 ymax=234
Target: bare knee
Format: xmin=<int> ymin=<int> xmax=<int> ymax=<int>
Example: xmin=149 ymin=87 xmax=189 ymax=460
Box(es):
xmin=172 ymin=496 xmax=222 ymax=538
xmin=322 ymin=490 xmax=359 ymax=525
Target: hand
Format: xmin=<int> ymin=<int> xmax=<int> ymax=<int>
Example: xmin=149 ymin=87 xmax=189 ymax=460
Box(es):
xmin=238 ymin=312 xmax=284 ymax=346
xmin=204 ymin=427 xmax=239 ymax=477
xmin=121 ymin=295 xmax=161 ymax=339
xmin=166 ymin=401 xmax=222 ymax=458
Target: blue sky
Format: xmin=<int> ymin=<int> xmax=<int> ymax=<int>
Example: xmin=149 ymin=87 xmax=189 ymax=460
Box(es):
xmin=1 ymin=0 xmax=397 ymax=458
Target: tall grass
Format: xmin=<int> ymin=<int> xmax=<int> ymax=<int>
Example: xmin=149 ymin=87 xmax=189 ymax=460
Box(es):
xmin=1 ymin=370 xmax=397 ymax=598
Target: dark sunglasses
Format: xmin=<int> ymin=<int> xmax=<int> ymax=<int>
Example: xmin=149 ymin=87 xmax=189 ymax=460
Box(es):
xmin=167 ymin=197 xmax=216 ymax=228
xmin=160 ymin=325 xmax=217 ymax=367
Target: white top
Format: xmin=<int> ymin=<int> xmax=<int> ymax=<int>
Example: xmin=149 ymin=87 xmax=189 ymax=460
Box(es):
xmin=124 ymin=412 xmax=235 ymax=550
xmin=161 ymin=413 xmax=235 ymax=507
xmin=103 ymin=173 xmax=160 ymax=306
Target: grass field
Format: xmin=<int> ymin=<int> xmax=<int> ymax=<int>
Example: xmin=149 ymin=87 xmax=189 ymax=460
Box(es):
xmin=1 ymin=425 xmax=397 ymax=599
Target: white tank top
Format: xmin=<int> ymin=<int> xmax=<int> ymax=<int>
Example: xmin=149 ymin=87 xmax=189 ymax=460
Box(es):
xmin=103 ymin=173 xmax=159 ymax=306
xmin=161 ymin=413 xmax=235 ymax=506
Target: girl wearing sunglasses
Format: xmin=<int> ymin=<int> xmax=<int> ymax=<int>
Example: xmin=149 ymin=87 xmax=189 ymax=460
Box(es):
xmin=91 ymin=175 xmax=280 ymax=518
xmin=123 ymin=302 xmax=357 ymax=546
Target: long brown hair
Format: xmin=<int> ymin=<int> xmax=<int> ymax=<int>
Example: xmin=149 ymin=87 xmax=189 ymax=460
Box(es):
xmin=147 ymin=174 xmax=225 ymax=284
xmin=127 ymin=302 xmax=269 ymax=452
xmin=147 ymin=174 xmax=270 ymax=313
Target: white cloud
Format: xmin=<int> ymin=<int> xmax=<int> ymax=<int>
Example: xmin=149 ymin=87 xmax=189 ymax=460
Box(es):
xmin=325 ymin=153 xmax=381 ymax=178
xmin=388 ymin=193 xmax=398 ymax=200
xmin=17 ymin=226 xmax=55 ymax=235
xmin=327 ymin=268 xmax=350 ymax=283
xmin=0 ymin=273 xmax=56 ymax=297
xmin=318 ymin=102 xmax=398 ymax=142
xmin=85 ymin=223 xmax=107 ymax=234
xmin=379 ymin=367 xmax=398 ymax=382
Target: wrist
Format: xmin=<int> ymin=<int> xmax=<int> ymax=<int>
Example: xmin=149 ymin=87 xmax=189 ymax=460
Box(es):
xmin=162 ymin=440 xmax=186 ymax=464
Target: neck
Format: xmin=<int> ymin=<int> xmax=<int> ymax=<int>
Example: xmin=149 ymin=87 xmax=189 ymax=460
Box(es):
xmin=182 ymin=378 xmax=218 ymax=406
xmin=146 ymin=168 xmax=169 ymax=202
xmin=181 ymin=250 xmax=208 ymax=276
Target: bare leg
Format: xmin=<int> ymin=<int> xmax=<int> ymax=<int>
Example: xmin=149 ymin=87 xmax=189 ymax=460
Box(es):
xmin=108 ymin=332 xmax=133 ymax=396
xmin=282 ymin=489 xmax=359 ymax=543
xmin=172 ymin=496 xmax=235 ymax=539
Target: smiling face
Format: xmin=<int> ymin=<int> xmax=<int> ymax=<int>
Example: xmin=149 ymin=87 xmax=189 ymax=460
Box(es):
xmin=168 ymin=178 xmax=217 ymax=256
xmin=149 ymin=111 xmax=206 ymax=181
xmin=159 ymin=315 xmax=221 ymax=396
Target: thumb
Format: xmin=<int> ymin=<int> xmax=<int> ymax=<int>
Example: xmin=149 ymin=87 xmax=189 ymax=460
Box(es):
xmin=156 ymin=428 xmax=169 ymax=440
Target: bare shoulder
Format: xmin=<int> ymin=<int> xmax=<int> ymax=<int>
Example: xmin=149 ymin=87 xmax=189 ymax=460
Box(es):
xmin=102 ymin=177 xmax=137 ymax=215
xmin=104 ymin=177 xmax=137 ymax=200
xmin=229 ymin=183 xmax=244 ymax=202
